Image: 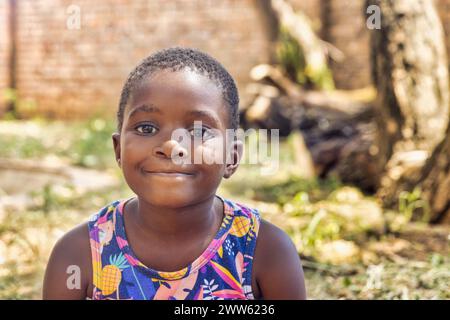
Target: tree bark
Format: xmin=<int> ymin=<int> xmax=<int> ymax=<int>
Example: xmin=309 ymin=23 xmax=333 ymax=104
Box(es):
xmin=418 ymin=126 xmax=450 ymax=223
xmin=367 ymin=0 xmax=450 ymax=214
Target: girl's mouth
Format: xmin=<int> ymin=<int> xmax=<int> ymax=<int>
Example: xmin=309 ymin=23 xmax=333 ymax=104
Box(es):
xmin=142 ymin=170 xmax=195 ymax=178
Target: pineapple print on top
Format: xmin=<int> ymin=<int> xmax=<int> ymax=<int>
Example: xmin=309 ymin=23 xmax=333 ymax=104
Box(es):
xmin=87 ymin=195 xmax=261 ymax=300
xmin=100 ymin=253 xmax=129 ymax=297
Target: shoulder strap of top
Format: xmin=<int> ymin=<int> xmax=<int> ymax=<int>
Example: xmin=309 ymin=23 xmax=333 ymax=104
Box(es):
xmin=87 ymin=200 xmax=121 ymax=299
xmin=225 ymin=199 xmax=261 ymax=299
xmin=244 ymin=206 xmax=261 ymax=299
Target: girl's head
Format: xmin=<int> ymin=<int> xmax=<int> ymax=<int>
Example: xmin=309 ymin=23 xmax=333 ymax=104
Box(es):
xmin=112 ymin=47 xmax=242 ymax=208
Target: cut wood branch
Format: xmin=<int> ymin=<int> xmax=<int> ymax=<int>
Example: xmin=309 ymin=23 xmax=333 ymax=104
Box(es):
xmin=270 ymin=0 xmax=331 ymax=80
xmin=290 ymin=129 xmax=316 ymax=178
xmin=249 ymin=64 xmax=371 ymax=116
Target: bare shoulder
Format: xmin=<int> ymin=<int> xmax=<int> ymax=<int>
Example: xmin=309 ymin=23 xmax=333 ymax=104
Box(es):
xmin=42 ymin=221 xmax=92 ymax=300
xmin=253 ymin=219 xmax=307 ymax=300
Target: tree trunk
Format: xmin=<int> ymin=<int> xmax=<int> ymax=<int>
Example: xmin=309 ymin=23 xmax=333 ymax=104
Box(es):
xmin=418 ymin=126 xmax=450 ymax=223
xmin=367 ymin=0 xmax=450 ymax=214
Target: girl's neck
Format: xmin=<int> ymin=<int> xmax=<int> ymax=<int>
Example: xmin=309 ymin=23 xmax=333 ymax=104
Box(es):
xmin=124 ymin=194 xmax=223 ymax=244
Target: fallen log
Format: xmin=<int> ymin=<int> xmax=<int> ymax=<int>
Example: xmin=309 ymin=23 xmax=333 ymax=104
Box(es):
xmin=241 ymin=68 xmax=378 ymax=190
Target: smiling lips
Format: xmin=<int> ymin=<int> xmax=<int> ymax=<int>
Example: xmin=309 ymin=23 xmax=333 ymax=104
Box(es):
xmin=143 ymin=169 xmax=195 ymax=178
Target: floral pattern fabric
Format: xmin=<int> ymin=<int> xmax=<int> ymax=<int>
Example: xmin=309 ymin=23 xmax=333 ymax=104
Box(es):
xmin=87 ymin=195 xmax=261 ymax=300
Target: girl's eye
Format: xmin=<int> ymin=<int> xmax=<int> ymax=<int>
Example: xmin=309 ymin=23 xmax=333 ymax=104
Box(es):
xmin=135 ymin=124 xmax=158 ymax=135
xmin=189 ymin=127 xmax=214 ymax=140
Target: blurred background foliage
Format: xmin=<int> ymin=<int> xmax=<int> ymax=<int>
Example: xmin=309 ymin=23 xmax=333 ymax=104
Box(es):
xmin=276 ymin=26 xmax=335 ymax=90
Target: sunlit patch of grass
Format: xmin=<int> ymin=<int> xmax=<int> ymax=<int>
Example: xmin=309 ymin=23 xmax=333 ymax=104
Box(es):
xmin=0 ymin=117 xmax=117 ymax=169
xmin=0 ymin=135 xmax=47 ymax=159
xmin=0 ymin=118 xmax=68 ymax=160
xmin=26 ymin=177 xmax=132 ymax=214
xmin=2 ymin=261 xmax=48 ymax=299
xmin=253 ymin=175 xmax=342 ymax=205
xmin=304 ymin=254 xmax=450 ymax=299
xmin=65 ymin=117 xmax=117 ymax=169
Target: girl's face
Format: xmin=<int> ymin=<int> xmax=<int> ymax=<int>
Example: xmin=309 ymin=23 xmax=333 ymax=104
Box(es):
xmin=112 ymin=69 xmax=241 ymax=208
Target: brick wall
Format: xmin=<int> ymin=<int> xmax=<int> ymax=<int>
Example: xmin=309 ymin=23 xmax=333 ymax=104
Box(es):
xmin=0 ymin=1 xmax=9 ymax=112
xmin=323 ymin=0 xmax=371 ymax=90
xmin=1 ymin=0 xmax=449 ymax=119
xmin=13 ymin=0 xmax=271 ymax=118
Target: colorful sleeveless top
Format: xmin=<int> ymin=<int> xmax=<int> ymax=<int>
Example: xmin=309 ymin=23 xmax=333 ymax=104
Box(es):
xmin=87 ymin=195 xmax=261 ymax=300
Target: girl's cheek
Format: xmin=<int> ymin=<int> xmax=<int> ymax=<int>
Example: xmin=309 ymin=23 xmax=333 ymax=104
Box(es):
xmin=122 ymin=135 xmax=151 ymax=161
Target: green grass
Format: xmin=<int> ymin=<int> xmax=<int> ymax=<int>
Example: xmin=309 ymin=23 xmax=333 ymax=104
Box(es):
xmin=0 ymin=117 xmax=117 ymax=169
xmin=0 ymin=119 xmax=448 ymax=299
xmin=304 ymin=253 xmax=449 ymax=299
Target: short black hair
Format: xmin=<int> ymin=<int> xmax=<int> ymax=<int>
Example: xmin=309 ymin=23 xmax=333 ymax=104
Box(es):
xmin=117 ymin=47 xmax=239 ymax=132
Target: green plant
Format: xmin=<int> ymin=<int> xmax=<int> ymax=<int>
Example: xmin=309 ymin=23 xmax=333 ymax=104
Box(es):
xmin=254 ymin=175 xmax=341 ymax=205
xmin=68 ymin=117 xmax=116 ymax=169
xmin=398 ymin=187 xmax=430 ymax=223
xmin=0 ymin=135 xmax=47 ymax=158
xmin=275 ymin=27 xmax=334 ymax=90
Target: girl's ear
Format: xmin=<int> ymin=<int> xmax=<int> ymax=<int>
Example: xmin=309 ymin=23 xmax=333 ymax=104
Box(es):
xmin=223 ymin=140 xmax=243 ymax=179
xmin=112 ymin=133 xmax=121 ymax=167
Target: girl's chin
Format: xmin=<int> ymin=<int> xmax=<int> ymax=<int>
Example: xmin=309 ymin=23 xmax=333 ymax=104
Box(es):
xmin=138 ymin=193 xmax=197 ymax=208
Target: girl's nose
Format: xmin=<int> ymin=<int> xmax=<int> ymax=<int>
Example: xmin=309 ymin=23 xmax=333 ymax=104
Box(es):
xmin=153 ymin=140 xmax=188 ymax=160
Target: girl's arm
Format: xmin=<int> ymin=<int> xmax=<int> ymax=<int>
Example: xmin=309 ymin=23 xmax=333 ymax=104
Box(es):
xmin=42 ymin=222 xmax=92 ymax=300
xmin=253 ymin=219 xmax=307 ymax=300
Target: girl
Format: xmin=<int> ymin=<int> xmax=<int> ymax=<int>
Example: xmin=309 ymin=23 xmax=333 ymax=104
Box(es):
xmin=43 ymin=47 xmax=306 ymax=300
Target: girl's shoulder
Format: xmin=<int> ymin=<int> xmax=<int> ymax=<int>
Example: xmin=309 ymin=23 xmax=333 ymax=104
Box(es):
xmin=43 ymin=220 xmax=92 ymax=299
xmin=249 ymin=215 xmax=307 ymax=299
